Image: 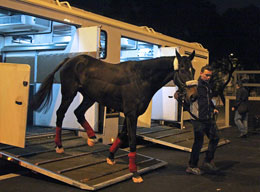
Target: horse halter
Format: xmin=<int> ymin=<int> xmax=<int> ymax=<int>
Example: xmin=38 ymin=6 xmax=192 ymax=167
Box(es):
xmin=173 ymin=67 xmax=197 ymax=90
xmin=173 ymin=63 xmax=198 ymax=104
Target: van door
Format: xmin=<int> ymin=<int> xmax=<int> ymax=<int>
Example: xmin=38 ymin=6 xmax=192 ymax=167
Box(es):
xmin=0 ymin=63 xmax=30 ymax=148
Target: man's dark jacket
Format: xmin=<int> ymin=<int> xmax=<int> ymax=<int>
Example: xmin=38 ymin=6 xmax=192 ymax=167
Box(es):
xmin=234 ymin=86 xmax=248 ymax=110
xmin=197 ymin=77 xmax=216 ymax=120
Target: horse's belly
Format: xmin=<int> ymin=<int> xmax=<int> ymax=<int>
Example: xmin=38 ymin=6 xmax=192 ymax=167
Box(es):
xmin=84 ymin=84 xmax=123 ymax=110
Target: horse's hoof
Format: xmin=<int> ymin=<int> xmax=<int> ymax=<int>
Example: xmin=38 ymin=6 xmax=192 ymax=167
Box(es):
xmin=132 ymin=176 xmax=143 ymax=183
xmin=55 ymin=146 xmax=64 ymax=154
xmin=106 ymin=158 xmax=116 ymax=165
xmin=87 ymin=138 xmax=98 ymax=147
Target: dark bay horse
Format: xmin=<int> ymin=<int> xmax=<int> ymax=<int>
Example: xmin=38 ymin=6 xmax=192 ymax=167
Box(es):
xmin=31 ymin=50 xmax=197 ymax=183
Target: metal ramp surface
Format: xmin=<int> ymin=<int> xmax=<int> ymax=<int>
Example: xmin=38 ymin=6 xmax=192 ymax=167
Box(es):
xmin=137 ymin=124 xmax=230 ymax=152
xmin=0 ymin=133 xmax=167 ymax=191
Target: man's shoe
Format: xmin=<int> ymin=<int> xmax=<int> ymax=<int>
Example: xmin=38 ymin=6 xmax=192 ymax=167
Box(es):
xmin=202 ymin=161 xmax=218 ymax=172
xmin=186 ymin=166 xmax=203 ymax=175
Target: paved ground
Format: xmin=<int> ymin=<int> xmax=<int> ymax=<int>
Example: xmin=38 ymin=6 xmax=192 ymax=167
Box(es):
xmin=0 ymin=126 xmax=259 ymax=192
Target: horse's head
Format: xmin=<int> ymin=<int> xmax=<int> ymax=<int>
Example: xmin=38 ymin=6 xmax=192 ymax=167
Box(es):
xmin=174 ymin=50 xmax=198 ymax=104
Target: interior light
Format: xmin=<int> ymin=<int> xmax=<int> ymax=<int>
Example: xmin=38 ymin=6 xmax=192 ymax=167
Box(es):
xmin=64 ymin=18 xmax=71 ymax=23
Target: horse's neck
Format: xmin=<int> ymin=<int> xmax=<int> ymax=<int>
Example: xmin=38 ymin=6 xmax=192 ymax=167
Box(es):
xmin=141 ymin=57 xmax=175 ymax=93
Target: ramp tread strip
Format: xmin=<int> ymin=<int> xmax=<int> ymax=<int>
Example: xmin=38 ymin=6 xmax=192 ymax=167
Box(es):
xmin=35 ymin=148 xmax=109 ymax=166
xmin=153 ymin=131 xmax=192 ymax=140
xmin=16 ymin=143 xmax=87 ymax=158
xmin=137 ymin=126 xmax=171 ymax=133
xmin=25 ymin=136 xmax=80 ymax=147
xmin=137 ymin=126 xmax=173 ymax=132
xmin=140 ymin=132 xmax=194 ymax=144
xmin=141 ymin=130 xmax=191 ymax=138
xmin=137 ymin=127 xmax=189 ymax=136
xmin=57 ymin=153 xmax=129 ymax=174
xmin=0 ymin=135 xmax=78 ymax=151
xmin=0 ymin=145 xmax=15 ymax=151
xmin=164 ymin=137 xmax=194 ymax=144
xmin=80 ymin=158 xmax=155 ymax=183
xmin=1 ymin=136 xmax=83 ymax=156
xmin=26 ymin=130 xmax=73 ymax=140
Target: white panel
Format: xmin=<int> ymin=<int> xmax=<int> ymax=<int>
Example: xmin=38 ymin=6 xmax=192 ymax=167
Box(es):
xmin=138 ymin=101 xmax=152 ymax=128
xmin=0 ymin=63 xmax=30 ymax=148
xmin=159 ymin=47 xmax=179 ymax=57
xmin=152 ymin=87 xmax=178 ymax=121
xmin=34 ymin=84 xmax=98 ymax=131
xmin=69 ymin=26 xmax=100 ymax=53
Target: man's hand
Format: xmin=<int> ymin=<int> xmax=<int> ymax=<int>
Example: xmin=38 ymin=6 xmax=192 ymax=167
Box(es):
xmin=214 ymin=109 xmax=219 ymax=114
xmin=174 ymin=91 xmax=179 ymax=100
xmin=231 ymin=107 xmax=235 ymax=111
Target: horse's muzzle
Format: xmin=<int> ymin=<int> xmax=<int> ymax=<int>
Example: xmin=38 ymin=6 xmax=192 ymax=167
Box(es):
xmin=185 ymin=80 xmax=198 ymax=103
xmin=185 ymin=80 xmax=198 ymax=87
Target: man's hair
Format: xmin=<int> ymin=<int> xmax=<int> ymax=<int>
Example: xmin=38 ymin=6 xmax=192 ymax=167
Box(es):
xmin=201 ymin=65 xmax=213 ymax=73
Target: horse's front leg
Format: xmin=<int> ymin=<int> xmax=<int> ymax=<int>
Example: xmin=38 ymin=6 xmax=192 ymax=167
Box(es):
xmin=106 ymin=119 xmax=127 ymax=165
xmin=54 ymin=126 xmax=64 ymax=153
xmin=126 ymin=113 xmax=143 ymax=183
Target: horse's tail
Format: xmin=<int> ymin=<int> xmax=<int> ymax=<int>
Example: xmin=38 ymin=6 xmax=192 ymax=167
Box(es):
xmin=30 ymin=58 xmax=70 ymax=112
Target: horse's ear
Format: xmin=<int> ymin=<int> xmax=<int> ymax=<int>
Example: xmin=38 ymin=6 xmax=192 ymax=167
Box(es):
xmin=176 ymin=50 xmax=181 ymax=61
xmin=189 ymin=50 xmax=195 ymax=60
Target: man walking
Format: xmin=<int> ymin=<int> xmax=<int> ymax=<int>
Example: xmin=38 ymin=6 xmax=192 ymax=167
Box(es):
xmin=186 ymin=65 xmax=220 ymax=175
xmin=232 ymin=81 xmax=249 ymax=138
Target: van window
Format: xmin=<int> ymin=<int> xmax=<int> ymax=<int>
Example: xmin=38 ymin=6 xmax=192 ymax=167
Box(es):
xmin=100 ymin=30 xmax=107 ymax=59
xmin=120 ymin=37 xmax=159 ymax=62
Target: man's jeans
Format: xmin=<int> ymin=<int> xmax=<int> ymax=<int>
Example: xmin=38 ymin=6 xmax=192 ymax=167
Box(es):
xmin=189 ymin=119 xmax=220 ymax=167
xmin=234 ymin=110 xmax=248 ymax=135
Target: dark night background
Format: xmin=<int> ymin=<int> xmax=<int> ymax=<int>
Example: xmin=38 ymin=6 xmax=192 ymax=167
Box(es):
xmin=66 ymin=0 xmax=260 ymax=70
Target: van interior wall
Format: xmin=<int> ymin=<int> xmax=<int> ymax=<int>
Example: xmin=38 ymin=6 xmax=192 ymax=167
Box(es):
xmin=6 ymin=56 xmax=35 ymax=83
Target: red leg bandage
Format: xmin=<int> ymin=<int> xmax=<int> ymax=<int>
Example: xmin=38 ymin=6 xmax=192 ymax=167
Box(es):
xmin=128 ymin=152 xmax=137 ymax=173
xmin=81 ymin=120 xmax=95 ymax=138
xmin=55 ymin=127 xmax=62 ymax=147
xmin=109 ymin=138 xmax=122 ymax=153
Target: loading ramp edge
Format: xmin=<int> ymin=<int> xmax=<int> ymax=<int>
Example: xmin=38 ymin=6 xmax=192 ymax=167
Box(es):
xmin=0 ymin=149 xmax=167 ymax=191
xmin=138 ymin=133 xmax=231 ymax=153
xmin=92 ymin=156 xmax=167 ymax=190
xmin=0 ymin=152 xmax=94 ymax=190
xmin=140 ymin=135 xmax=193 ymax=152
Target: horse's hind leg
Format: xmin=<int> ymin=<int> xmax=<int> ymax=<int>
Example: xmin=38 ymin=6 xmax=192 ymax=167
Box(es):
xmin=55 ymin=93 xmax=76 ymax=153
xmin=107 ymin=119 xmax=127 ymax=165
xmin=74 ymin=95 xmax=97 ymax=146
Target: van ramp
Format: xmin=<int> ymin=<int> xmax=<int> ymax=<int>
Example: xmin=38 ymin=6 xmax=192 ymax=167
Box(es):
xmin=137 ymin=124 xmax=230 ymax=152
xmin=0 ymin=133 xmax=167 ymax=191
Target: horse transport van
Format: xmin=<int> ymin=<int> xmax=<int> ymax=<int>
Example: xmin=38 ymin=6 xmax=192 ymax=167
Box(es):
xmin=0 ymin=0 xmax=209 ymax=146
